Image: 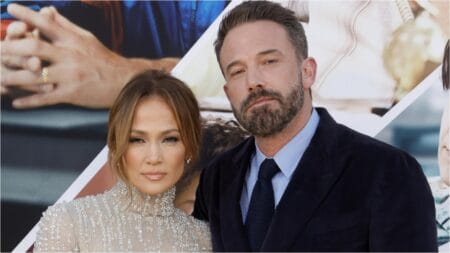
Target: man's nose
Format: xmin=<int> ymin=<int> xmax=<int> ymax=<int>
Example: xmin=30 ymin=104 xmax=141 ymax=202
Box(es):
xmin=245 ymin=66 xmax=265 ymax=92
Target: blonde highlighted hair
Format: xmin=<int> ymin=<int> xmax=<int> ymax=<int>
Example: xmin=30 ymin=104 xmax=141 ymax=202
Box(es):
xmin=107 ymin=70 xmax=201 ymax=185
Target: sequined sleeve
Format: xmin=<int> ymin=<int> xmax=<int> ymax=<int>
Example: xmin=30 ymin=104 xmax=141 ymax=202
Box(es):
xmin=195 ymin=221 xmax=213 ymax=251
xmin=34 ymin=203 xmax=78 ymax=252
xmin=187 ymin=217 xmax=212 ymax=252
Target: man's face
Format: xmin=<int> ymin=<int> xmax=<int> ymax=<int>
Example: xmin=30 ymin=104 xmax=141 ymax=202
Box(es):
xmin=219 ymin=21 xmax=307 ymax=137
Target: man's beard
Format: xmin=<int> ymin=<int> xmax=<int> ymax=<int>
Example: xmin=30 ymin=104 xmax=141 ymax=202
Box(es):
xmin=232 ymin=82 xmax=304 ymax=137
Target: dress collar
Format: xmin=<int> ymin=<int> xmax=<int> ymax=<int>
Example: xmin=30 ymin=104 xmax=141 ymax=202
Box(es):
xmin=110 ymin=180 xmax=177 ymax=217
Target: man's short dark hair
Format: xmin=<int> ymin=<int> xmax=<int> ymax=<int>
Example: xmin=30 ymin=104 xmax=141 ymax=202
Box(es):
xmin=214 ymin=1 xmax=308 ymax=67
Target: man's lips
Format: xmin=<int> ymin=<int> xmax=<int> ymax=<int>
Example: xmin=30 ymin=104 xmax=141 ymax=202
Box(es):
xmin=247 ymin=97 xmax=276 ymax=110
xmin=141 ymin=172 xmax=166 ymax=181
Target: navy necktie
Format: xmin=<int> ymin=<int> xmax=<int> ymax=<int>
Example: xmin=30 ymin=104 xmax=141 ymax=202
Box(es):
xmin=246 ymin=158 xmax=280 ymax=251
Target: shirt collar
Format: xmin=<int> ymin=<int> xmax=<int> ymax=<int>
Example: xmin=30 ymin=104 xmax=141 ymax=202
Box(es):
xmin=254 ymin=108 xmax=320 ymax=178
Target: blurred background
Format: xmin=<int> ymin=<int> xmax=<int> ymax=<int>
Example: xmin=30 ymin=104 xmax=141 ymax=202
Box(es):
xmin=376 ymin=77 xmax=449 ymax=249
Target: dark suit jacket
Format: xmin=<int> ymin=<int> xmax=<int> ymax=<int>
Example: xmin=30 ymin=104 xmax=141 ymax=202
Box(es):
xmin=193 ymin=108 xmax=437 ymax=252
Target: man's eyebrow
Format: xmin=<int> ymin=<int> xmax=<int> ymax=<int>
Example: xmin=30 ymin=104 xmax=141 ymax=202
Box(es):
xmin=258 ymin=49 xmax=281 ymax=56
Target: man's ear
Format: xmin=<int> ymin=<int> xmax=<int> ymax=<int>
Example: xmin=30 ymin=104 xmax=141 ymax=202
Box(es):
xmin=301 ymin=57 xmax=317 ymax=89
xmin=223 ymin=83 xmax=229 ymax=96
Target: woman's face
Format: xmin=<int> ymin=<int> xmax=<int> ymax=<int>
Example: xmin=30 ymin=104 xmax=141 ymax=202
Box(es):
xmin=124 ymin=96 xmax=186 ymax=195
xmin=438 ymin=99 xmax=450 ymax=186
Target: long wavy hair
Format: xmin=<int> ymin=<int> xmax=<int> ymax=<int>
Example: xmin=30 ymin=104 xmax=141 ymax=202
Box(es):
xmin=107 ymin=70 xmax=201 ymax=187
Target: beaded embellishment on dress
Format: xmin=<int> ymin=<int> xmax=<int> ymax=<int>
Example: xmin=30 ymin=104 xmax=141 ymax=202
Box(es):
xmin=34 ymin=181 xmax=211 ymax=252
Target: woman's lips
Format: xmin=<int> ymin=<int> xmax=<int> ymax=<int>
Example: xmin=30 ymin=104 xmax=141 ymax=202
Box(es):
xmin=142 ymin=172 xmax=166 ymax=181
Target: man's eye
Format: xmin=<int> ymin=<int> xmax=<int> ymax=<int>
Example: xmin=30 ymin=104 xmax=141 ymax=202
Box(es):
xmin=230 ymin=69 xmax=245 ymax=77
xmin=263 ymin=59 xmax=278 ymax=65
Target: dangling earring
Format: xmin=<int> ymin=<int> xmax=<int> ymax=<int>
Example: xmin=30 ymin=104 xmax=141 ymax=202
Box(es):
xmin=186 ymin=157 xmax=192 ymax=164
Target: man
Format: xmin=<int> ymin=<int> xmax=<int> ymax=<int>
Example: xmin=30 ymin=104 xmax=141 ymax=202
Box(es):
xmin=193 ymin=1 xmax=437 ymax=251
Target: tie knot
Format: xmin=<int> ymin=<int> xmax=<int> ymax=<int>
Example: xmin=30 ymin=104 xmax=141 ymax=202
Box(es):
xmin=258 ymin=159 xmax=280 ymax=180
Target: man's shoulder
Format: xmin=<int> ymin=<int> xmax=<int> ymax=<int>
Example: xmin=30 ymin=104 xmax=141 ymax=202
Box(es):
xmin=317 ymin=116 xmax=428 ymax=198
xmin=338 ymin=122 xmax=414 ymax=161
xmin=314 ymin=108 xmax=412 ymax=160
xmin=328 ymin=121 xmax=424 ymax=182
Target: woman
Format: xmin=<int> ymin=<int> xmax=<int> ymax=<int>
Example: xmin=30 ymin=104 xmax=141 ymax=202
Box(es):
xmin=77 ymin=118 xmax=249 ymax=215
xmin=34 ymin=70 xmax=211 ymax=251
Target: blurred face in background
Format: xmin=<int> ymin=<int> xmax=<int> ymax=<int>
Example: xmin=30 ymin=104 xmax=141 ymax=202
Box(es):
xmin=438 ymin=99 xmax=450 ymax=186
xmin=124 ymin=96 xmax=186 ymax=195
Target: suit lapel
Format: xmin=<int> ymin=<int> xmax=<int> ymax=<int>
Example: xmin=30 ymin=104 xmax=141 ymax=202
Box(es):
xmin=262 ymin=108 xmax=345 ymax=251
xmin=219 ymin=138 xmax=255 ymax=251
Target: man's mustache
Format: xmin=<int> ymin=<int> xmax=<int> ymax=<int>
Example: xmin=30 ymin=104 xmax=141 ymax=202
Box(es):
xmin=241 ymin=89 xmax=283 ymax=112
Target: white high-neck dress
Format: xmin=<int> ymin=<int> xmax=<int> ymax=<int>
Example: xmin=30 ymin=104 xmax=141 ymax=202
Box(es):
xmin=34 ymin=181 xmax=211 ymax=252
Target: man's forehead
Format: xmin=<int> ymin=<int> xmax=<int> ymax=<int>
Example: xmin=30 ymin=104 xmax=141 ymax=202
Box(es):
xmin=222 ymin=20 xmax=287 ymax=43
xmin=220 ymin=23 xmax=291 ymax=59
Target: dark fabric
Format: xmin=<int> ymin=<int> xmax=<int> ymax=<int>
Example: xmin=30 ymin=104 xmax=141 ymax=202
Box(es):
xmin=246 ymin=159 xmax=280 ymax=251
xmin=193 ymin=108 xmax=437 ymax=252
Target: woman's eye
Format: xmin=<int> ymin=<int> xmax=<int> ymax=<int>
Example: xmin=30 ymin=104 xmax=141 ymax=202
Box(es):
xmin=129 ymin=137 xmax=144 ymax=144
xmin=163 ymin=136 xmax=179 ymax=143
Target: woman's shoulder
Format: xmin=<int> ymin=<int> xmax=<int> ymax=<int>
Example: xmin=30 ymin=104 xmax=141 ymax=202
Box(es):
xmin=191 ymin=214 xmax=210 ymax=231
xmin=35 ymin=202 xmax=79 ymax=251
xmin=35 ymin=187 xmax=121 ymax=252
xmin=39 ymin=201 xmax=72 ymax=225
xmin=43 ymin=188 xmax=116 ymax=220
xmin=172 ymin=209 xmax=212 ymax=251
xmin=174 ymin=208 xmax=209 ymax=229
